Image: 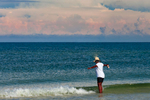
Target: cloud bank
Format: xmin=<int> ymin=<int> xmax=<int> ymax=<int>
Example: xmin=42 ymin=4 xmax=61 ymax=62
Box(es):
xmin=0 ymin=0 xmax=150 ymax=38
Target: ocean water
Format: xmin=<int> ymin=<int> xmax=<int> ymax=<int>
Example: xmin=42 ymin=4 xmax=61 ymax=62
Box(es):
xmin=0 ymin=42 xmax=150 ymax=100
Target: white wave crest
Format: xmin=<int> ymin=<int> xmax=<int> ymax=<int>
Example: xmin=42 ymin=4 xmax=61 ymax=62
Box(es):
xmin=0 ymin=86 xmax=95 ymax=98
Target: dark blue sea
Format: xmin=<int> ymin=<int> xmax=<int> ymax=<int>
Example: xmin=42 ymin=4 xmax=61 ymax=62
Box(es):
xmin=0 ymin=42 xmax=150 ymax=100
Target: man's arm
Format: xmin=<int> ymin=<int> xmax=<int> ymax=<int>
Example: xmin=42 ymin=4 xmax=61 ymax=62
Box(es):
xmin=88 ymin=65 xmax=98 ymax=69
xmin=104 ymin=64 xmax=110 ymax=68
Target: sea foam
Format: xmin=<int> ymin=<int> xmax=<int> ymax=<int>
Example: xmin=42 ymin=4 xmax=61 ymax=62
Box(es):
xmin=0 ymin=86 xmax=95 ymax=98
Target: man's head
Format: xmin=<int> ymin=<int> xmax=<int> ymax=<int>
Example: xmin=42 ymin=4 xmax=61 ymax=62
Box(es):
xmin=94 ymin=57 xmax=100 ymax=63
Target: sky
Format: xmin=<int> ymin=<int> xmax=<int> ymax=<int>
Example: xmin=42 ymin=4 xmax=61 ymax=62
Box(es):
xmin=0 ymin=0 xmax=150 ymax=42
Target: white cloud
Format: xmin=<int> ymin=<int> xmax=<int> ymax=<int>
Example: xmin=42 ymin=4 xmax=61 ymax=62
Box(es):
xmin=0 ymin=0 xmax=150 ymax=36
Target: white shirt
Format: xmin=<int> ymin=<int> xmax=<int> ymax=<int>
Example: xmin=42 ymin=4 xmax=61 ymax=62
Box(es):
xmin=96 ymin=62 xmax=105 ymax=78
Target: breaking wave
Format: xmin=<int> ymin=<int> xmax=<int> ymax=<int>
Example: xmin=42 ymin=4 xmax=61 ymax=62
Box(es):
xmin=0 ymin=86 xmax=95 ymax=99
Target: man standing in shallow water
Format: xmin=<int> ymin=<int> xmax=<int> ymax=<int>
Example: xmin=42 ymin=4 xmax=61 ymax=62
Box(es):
xmin=88 ymin=57 xmax=109 ymax=93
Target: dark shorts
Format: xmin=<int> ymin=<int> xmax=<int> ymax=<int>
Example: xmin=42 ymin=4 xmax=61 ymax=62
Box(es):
xmin=97 ymin=77 xmax=104 ymax=83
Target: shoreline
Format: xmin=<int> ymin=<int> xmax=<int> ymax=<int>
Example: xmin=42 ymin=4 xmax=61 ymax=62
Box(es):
xmin=77 ymin=83 xmax=150 ymax=94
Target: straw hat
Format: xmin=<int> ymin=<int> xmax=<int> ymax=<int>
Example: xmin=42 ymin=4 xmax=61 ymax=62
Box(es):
xmin=93 ymin=57 xmax=100 ymax=62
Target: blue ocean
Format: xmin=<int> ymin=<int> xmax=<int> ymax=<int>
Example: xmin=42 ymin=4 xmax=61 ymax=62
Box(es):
xmin=0 ymin=42 xmax=150 ymax=100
